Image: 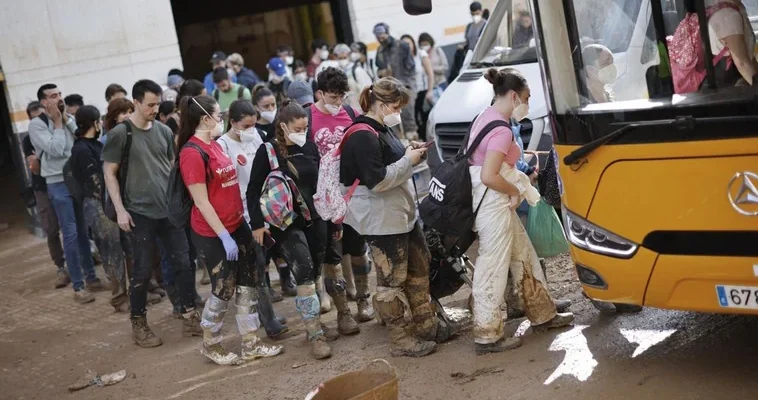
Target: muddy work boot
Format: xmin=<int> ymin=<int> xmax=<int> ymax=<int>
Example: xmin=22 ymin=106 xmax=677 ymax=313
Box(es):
xmin=533 ymin=312 xmax=575 ymax=331
xmin=353 ymin=273 xmax=376 ymax=322
xmin=182 ymin=310 xmax=203 ymax=337
xmin=304 ymin=319 xmax=333 ymax=360
xmin=375 ymin=290 xmax=436 ymax=357
xmin=475 ymin=337 xmax=523 ymax=355
xmin=131 ymin=316 xmax=163 ymax=348
xmin=55 ymin=270 xmax=71 ymax=289
xmin=332 ymin=292 xmax=360 ymax=335
xmin=74 ymin=289 xmax=95 ymax=304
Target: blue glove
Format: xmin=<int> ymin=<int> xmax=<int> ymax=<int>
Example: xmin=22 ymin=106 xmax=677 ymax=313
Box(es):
xmin=218 ymin=230 xmax=239 ymax=261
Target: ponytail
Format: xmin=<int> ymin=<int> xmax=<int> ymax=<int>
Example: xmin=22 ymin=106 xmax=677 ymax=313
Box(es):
xmin=74 ymin=105 xmax=101 ymax=137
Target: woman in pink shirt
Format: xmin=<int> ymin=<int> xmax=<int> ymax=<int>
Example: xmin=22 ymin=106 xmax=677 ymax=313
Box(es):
xmin=469 ymin=68 xmax=573 ymax=355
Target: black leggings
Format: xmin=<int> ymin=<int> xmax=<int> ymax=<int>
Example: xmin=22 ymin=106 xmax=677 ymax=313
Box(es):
xmin=191 ymin=222 xmax=258 ymax=302
xmin=273 ymin=219 xmax=326 ymax=286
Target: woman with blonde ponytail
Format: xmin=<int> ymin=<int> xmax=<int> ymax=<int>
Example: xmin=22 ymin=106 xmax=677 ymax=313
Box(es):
xmin=246 ymin=100 xmax=338 ymax=360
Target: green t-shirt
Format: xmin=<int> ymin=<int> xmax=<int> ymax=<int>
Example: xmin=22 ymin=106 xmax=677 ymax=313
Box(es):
xmin=214 ymin=83 xmax=252 ymax=119
xmin=101 ymin=120 xmax=175 ymax=219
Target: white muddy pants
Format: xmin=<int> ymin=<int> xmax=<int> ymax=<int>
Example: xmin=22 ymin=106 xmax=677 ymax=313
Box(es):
xmin=470 ymin=165 xmax=557 ymax=345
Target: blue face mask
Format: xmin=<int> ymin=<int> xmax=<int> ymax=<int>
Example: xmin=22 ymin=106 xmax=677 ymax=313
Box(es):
xmin=510 ymin=120 xmax=522 ymax=136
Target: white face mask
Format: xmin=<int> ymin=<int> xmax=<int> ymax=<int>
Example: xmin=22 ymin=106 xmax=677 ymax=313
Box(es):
xmin=269 ymin=74 xmax=284 ymax=84
xmin=319 ymin=49 xmax=330 ymax=60
xmin=420 ymin=45 xmax=431 ymax=53
xmin=350 ymin=52 xmax=362 ymax=62
xmin=472 ymin=15 xmax=483 ymax=24
xmin=295 ymin=72 xmax=308 ymax=82
xmin=238 ymin=127 xmax=259 ymax=142
xmin=285 ymin=56 xmax=294 ymax=65
xmin=324 ymin=103 xmax=342 ymax=116
xmin=512 ymin=95 xmax=529 ymax=122
xmin=338 ymin=59 xmax=350 ymax=68
xmin=381 ymin=105 xmax=402 ymax=127
xmin=287 ymin=129 xmax=307 ymax=147
xmin=597 ymin=64 xmax=618 ymax=85
xmin=260 ymin=109 xmax=277 ymax=123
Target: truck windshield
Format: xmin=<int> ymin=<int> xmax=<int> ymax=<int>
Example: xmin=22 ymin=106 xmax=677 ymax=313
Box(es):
xmin=470 ymin=0 xmax=539 ymax=67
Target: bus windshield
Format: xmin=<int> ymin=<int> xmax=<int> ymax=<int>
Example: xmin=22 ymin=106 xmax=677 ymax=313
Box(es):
xmin=470 ymin=0 xmax=539 ymax=67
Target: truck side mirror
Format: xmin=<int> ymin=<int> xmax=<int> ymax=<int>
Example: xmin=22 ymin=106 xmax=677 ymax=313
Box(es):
xmin=403 ymin=0 xmax=432 ymax=15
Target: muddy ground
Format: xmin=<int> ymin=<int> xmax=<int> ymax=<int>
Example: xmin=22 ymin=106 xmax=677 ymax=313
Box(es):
xmin=1 ymin=210 xmax=758 ymax=399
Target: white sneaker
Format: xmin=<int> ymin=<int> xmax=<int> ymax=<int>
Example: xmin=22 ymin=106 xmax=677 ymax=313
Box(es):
xmin=201 ymin=343 xmax=240 ymax=366
xmin=241 ymin=337 xmax=284 ymax=361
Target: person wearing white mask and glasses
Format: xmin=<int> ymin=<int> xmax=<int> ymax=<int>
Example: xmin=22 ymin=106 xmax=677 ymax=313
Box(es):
xmin=467 ymin=69 xmax=574 ymax=356
xmin=582 ymin=44 xmax=618 ymax=104
xmin=246 ymin=100 xmax=340 ymax=360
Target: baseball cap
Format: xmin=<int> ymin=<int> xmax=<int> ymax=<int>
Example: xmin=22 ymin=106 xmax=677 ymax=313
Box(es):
xmin=210 ymin=51 xmax=227 ymax=63
xmin=267 ymin=57 xmax=287 ymax=77
xmin=287 ymin=80 xmax=314 ymax=106
xmin=167 ymin=74 xmax=184 ymax=90
xmin=373 ymin=23 xmax=389 ymax=36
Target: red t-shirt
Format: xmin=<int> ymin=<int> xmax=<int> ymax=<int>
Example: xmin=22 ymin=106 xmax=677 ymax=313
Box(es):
xmin=310 ymin=105 xmax=358 ymax=157
xmin=179 ymin=136 xmax=243 ymax=237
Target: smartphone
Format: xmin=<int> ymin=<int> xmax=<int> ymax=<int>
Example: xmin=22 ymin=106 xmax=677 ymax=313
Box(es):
xmin=423 ymin=140 xmax=436 ymax=149
xmin=263 ymin=233 xmax=276 ymax=250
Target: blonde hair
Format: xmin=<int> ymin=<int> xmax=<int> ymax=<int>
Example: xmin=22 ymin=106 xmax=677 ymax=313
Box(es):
xmin=358 ymin=77 xmax=410 ymax=113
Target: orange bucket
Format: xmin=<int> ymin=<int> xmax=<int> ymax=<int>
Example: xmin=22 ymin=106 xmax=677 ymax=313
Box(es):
xmin=305 ymin=359 xmax=398 ymax=400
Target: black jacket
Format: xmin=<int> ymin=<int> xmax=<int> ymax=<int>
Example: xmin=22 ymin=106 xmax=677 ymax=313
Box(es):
xmin=70 ymin=137 xmax=105 ymax=200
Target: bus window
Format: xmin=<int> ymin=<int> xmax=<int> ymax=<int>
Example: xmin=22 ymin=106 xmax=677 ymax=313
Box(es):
xmin=469 ymin=1 xmax=538 ymax=68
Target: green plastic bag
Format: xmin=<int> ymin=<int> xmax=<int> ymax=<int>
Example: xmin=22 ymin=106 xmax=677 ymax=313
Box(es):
xmin=526 ymin=200 xmax=569 ymax=258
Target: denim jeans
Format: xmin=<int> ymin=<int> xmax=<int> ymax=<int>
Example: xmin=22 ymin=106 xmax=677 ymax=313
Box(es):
xmin=47 ymin=182 xmax=96 ymax=291
xmin=128 ymin=212 xmax=194 ymax=317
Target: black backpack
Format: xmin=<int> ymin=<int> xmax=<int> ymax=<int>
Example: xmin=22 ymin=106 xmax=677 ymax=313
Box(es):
xmin=419 ymin=118 xmax=510 ymax=239
xmin=213 ymin=85 xmax=246 ymax=101
xmin=166 ymin=142 xmax=210 ymax=228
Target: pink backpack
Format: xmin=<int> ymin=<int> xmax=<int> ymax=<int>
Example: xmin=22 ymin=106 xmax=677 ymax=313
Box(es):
xmin=667 ymin=2 xmax=741 ymax=94
xmin=314 ymin=123 xmax=377 ymax=223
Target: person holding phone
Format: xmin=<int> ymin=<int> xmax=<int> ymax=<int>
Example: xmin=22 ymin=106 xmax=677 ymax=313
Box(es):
xmin=217 ymin=99 xmax=289 ymax=339
xmin=177 ymin=95 xmax=283 ymax=365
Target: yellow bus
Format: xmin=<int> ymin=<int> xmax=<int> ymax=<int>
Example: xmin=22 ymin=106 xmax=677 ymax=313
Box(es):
xmin=407 ymin=0 xmax=758 ymax=315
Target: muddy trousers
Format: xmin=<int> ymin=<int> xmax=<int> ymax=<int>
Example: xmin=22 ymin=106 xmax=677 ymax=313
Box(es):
xmin=366 ymin=222 xmax=437 ymax=340
xmin=34 ymin=190 xmax=65 ymax=271
xmin=274 ymin=219 xmax=327 ymax=339
xmin=83 ymin=198 xmax=129 ymax=308
xmin=323 ymin=223 xmax=372 ymax=301
xmin=192 ymin=223 xmax=261 ymax=345
xmin=127 ymin=212 xmax=194 ymax=317
xmin=471 ymin=168 xmax=556 ymax=345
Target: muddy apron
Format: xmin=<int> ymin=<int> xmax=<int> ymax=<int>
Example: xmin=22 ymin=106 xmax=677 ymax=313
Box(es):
xmin=470 ymin=164 xmax=556 ymax=344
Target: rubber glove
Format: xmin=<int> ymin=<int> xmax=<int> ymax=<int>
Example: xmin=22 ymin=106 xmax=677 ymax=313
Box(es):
xmin=218 ymin=230 xmax=239 ymax=261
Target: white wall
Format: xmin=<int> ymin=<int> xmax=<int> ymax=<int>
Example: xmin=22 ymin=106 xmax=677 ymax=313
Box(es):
xmin=0 ymin=0 xmax=182 ymax=133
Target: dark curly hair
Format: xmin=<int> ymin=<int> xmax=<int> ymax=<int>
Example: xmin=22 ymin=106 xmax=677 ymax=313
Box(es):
xmin=316 ymin=67 xmax=350 ymax=95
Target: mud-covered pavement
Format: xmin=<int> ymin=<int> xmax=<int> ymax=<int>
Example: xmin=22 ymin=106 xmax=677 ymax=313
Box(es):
xmin=2 ymin=221 xmax=758 ymax=400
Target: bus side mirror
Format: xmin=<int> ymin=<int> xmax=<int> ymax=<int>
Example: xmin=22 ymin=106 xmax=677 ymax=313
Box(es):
xmin=403 ymin=0 xmax=432 ymax=15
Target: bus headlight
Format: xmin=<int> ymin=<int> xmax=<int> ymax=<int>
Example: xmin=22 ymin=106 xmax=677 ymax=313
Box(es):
xmin=562 ymin=206 xmax=638 ymax=259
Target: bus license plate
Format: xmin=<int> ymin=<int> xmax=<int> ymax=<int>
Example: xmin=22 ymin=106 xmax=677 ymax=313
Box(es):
xmin=716 ymin=285 xmax=758 ymax=309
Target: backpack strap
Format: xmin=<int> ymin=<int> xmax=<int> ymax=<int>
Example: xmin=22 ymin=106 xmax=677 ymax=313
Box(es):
xmin=264 ymin=142 xmax=280 ymax=171
xmin=305 ymin=105 xmax=313 ymax=142
xmin=213 ymin=90 xmax=220 ymax=101
xmin=237 ymin=85 xmax=245 ymax=99
xmin=118 ymin=121 xmax=133 ymax=198
xmin=182 ymin=142 xmax=211 ymax=182
xmin=343 ymin=105 xmax=357 ymax=121
xmin=464 ymin=120 xmax=511 ymax=158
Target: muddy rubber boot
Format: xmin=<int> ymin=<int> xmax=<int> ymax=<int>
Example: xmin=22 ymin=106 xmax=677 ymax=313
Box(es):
xmin=182 ymin=310 xmax=203 ymax=337
xmin=315 ymin=276 xmax=332 ymax=314
xmin=353 ymin=274 xmax=375 ymax=322
xmin=255 ymin=286 xmax=289 ymax=339
xmin=55 ymin=270 xmax=71 ymax=289
xmin=332 ymin=292 xmax=360 ymax=335
xmin=131 ymin=316 xmax=163 ymax=348
xmin=304 ymin=319 xmax=332 ymax=360
xmin=341 ymin=255 xmax=357 ymax=300
xmin=475 ymin=337 xmax=523 ymax=355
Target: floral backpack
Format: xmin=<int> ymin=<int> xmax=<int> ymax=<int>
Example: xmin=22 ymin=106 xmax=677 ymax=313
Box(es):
xmin=313 ymin=123 xmax=378 ymax=223
xmin=260 ymin=142 xmax=311 ymax=230
xmin=667 ymin=2 xmax=740 ymax=94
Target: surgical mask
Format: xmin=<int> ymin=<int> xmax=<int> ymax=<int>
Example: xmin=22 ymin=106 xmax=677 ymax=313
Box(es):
xmin=350 ymin=52 xmax=362 ymax=62
xmin=512 ymin=96 xmax=529 ymax=122
xmin=260 ymin=109 xmax=277 ymax=123
xmin=338 ymin=59 xmax=350 ymax=68
xmin=319 ymin=49 xmax=330 ymax=60
xmin=472 ymin=15 xmax=483 ymax=24
xmin=285 ymin=56 xmax=294 ymax=65
xmin=269 ymin=74 xmax=284 ymax=84
xmin=324 ymin=103 xmax=342 ymax=116
xmin=295 ymin=72 xmax=308 ymax=82
xmin=597 ymin=64 xmax=618 ymax=85
xmin=420 ymin=45 xmax=431 ymax=53
xmin=381 ymin=105 xmax=402 ymax=127
xmin=238 ymin=127 xmax=259 ymax=142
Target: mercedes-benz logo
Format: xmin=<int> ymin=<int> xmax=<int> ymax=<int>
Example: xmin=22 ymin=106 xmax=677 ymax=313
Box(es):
xmin=727 ymin=172 xmax=758 ymax=216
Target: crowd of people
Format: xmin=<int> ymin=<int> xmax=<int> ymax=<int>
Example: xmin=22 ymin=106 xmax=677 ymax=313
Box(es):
xmin=21 ymin=1 xmax=578 ymax=366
